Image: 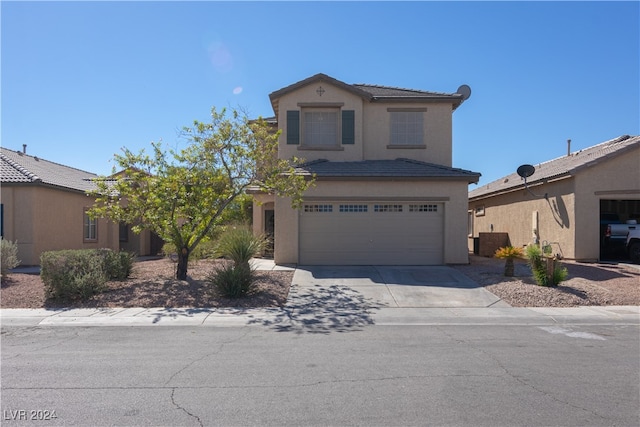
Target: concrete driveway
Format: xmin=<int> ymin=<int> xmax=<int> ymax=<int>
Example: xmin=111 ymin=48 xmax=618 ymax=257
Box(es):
xmin=291 ymin=265 xmax=508 ymax=309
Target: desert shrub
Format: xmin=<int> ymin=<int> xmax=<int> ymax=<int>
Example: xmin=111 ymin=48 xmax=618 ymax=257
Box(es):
xmin=495 ymin=246 xmax=523 ymax=277
xmin=98 ymin=249 xmax=135 ymax=280
xmin=1 ymin=238 xmax=20 ymax=278
xmin=553 ymin=265 xmax=569 ymax=284
xmin=41 ymin=250 xmax=108 ymax=300
xmin=494 ymin=246 xmax=523 ymax=259
xmin=208 ymin=225 xmax=267 ymax=298
xmin=525 ymin=244 xmax=568 ymax=286
xmin=208 ymin=262 xmax=255 ymax=298
xmin=215 ymin=225 xmax=268 ymax=268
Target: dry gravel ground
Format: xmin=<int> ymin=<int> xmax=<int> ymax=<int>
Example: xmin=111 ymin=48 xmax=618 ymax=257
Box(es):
xmin=452 ymin=255 xmax=639 ymax=307
xmin=1 ymin=258 xmax=292 ymax=309
xmin=1 ymin=256 xmax=639 ymax=309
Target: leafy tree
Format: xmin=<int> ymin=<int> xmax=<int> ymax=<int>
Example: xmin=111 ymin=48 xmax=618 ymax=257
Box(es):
xmin=89 ymin=107 xmax=312 ymax=279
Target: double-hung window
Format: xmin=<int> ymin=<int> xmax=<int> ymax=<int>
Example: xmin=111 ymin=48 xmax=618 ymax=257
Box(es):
xmin=287 ymin=106 xmax=354 ymax=148
xmin=83 ymin=209 xmax=97 ymax=241
xmin=303 ymin=109 xmax=339 ymax=147
xmin=388 ymin=108 xmax=426 ymax=147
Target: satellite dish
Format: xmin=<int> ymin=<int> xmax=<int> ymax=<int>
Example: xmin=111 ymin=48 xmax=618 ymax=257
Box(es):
xmin=517 ymin=164 xmax=536 ymax=179
xmin=516 ymin=164 xmax=548 ymax=199
xmin=456 ymin=84 xmax=471 ymax=100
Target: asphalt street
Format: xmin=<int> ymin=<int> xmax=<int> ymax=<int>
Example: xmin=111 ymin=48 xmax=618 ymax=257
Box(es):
xmin=2 ymin=321 xmax=639 ymax=427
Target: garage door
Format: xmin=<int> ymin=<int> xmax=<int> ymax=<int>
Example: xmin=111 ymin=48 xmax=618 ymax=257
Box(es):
xmin=299 ymin=202 xmax=444 ymax=265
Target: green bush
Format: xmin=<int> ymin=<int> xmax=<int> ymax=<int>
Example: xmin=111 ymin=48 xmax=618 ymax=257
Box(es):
xmin=40 ymin=249 xmax=134 ymax=301
xmin=1 ymin=238 xmax=20 ymax=278
xmin=553 ymin=265 xmax=569 ymax=284
xmin=215 ymin=225 xmax=267 ymax=267
xmin=525 ymin=244 xmax=568 ymax=286
xmin=98 ymin=249 xmax=135 ymax=280
xmin=41 ymin=250 xmax=108 ymax=300
xmin=208 ymin=262 xmax=255 ymax=298
xmin=207 ymin=225 xmax=267 ymax=298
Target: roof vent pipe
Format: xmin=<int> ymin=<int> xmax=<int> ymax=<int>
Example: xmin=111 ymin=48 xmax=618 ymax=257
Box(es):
xmin=23 ymin=144 xmax=27 ymax=154
xmin=567 ymin=139 xmax=571 ymax=157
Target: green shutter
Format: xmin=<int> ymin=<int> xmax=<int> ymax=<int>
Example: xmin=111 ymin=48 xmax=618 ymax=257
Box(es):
xmin=287 ymin=110 xmax=300 ymax=145
xmin=342 ymin=110 xmax=355 ymax=145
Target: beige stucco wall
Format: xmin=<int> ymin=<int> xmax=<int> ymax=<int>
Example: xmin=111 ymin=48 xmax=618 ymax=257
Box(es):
xmin=469 ymin=178 xmax=576 ymax=259
xmin=277 ymin=83 xmax=365 ymax=162
xmin=276 ymin=81 xmax=454 ymax=165
xmin=573 ymin=146 xmax=640 ymax=260
xmin=274 ymin=179 xmax=471 ymax=265
xmin=1 ymin=185 xmax=119 ymax=265
xmin=362 ymin=102 xmax=453 ymax=165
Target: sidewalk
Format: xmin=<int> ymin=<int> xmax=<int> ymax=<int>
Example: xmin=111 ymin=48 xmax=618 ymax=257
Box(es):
xmin=2 ymin=306 xmax=638 ymax=328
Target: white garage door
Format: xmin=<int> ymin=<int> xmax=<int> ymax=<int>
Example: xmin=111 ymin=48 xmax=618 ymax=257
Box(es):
xmin=299 ymin=202 xmax=444 ymax=265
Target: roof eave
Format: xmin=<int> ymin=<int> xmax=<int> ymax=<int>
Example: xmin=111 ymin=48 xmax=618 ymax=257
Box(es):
xmin=469 ymin=173 xmax=572 ymax=201
xmin=371 ymin=95 xmax=464 ymax=109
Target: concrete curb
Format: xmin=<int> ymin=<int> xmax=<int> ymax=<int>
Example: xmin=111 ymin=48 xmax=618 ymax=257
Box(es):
xmin=2 ymin=306 xmax=638 ymax=328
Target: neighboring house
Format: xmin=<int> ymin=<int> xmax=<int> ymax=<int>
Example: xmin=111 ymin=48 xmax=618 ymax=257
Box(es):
xmin=468 ymin=135 xmax=640 ymax=262
xmin=0 ymin=147 xmax=161 ymax=265
xmin=251 ymin=73 xmax=480 ymax=265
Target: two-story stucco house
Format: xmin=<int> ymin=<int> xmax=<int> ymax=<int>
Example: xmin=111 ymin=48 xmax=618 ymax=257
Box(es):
xmin=251 ymin=73 xmax=480 ymax=265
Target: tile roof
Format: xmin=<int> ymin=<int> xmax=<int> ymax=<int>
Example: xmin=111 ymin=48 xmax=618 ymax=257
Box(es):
xmin=469 ymin=135 xmax=640 ymax=199
xmin=269 ymin=73 xmax=468 ymax=117
xmin=295 ymin=158 xmax=480 ymax=183
xmin=1 ymin=147 xmax=98 ymax=193
xmin=352 ymin=84 xmax=459 ymax=100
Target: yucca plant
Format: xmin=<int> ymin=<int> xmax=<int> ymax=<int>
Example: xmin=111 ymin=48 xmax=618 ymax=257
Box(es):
xmin=210 ymin=225 xmax=268 ymax=298
xmin=215 ymin=225 xmax=268 ymax=269
xmin=494 ymin=246 xmax=524 ymax=277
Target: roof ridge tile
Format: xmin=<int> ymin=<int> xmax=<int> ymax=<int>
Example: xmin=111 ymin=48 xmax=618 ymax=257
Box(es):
xmin=0 ymin=152 xmax=41 ymax=182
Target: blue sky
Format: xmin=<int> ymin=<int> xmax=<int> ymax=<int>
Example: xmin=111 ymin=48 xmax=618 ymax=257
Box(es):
xmin=2 ymin=1 xmax=639 ymax=187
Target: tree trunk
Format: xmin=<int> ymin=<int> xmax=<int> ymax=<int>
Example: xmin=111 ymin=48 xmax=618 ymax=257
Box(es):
xmin=176 ymin=246 xmax=189 ymax=280
xmin=504 ymin=258 xmax=515 ymax=277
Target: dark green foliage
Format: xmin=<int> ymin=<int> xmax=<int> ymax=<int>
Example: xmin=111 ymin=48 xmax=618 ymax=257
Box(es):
xmin=98 ymin=249 xmax=135 ymax=280
xmin=525 ymin=244 xmax=568 ymax=286
xmin=215 ymin=225 xmax=268 ymax=266
xmin=553 ymin=264 xmax=569 ymax=284
xmin=40 ymin=249 xmax=134 ymax=301
xmin=208 ymin=262 xmax=255 ymax=299
xmin=208 ymin=225 xmax=267 ymax=298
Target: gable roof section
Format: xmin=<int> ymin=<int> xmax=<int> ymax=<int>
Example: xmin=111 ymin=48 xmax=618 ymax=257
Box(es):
xmin=295 ymin=158 xmax=480 ymax=183
xmin=269 ymin=73 xmax=467 ymax=117
xmin=1 ymin=147 xmax=98 ymax=193
xmin=469 ymin=135 xmax=640 ymax=200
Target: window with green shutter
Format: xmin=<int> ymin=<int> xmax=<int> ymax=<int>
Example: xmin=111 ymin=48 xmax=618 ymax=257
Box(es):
xmin=287 ymin=110 xmax=300 ymax=145
xmin=342 ymin=110 xmax=355 ymax=145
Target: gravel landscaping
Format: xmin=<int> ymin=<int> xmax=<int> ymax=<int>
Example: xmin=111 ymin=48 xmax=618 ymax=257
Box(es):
xmin=1 ymin=255 xmax=638 ymax=309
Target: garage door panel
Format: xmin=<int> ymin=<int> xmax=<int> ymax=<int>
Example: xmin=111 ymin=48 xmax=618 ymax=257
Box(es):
xmin=299 ymin=202 xmax=443 ymax=265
